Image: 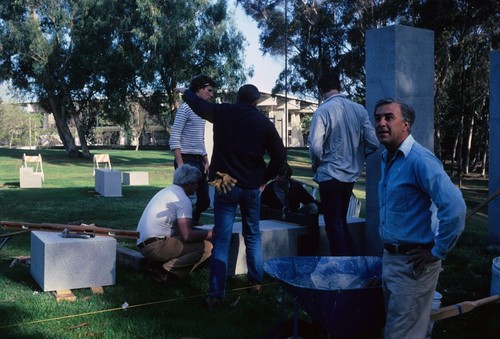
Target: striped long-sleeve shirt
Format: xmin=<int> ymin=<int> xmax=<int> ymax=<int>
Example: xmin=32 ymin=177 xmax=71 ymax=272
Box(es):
xmin=169 ymin=103 xmax=207 ymax=156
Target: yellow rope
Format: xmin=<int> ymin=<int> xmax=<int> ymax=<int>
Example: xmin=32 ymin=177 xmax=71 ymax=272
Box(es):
xmin=0 ymin=282 xmax=279 ymax=330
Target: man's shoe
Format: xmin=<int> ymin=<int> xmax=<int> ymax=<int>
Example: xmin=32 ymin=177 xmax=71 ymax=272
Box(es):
xmin=205 ymin=296 xmax=222 ymax=312
xmin=249 ymin=283 xmax=263 ymax=296
xmin=150 ymin=267 xmax=170 ymax=284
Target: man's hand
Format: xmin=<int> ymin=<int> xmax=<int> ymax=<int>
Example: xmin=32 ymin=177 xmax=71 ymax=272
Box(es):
xmin=209 ymin=172 xmax=237 ymax=194
xmin=406 ymin=248 xmax=440 ymax=272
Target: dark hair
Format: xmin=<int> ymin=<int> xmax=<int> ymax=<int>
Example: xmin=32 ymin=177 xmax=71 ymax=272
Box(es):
xmin=189 ymin=75 xmax=216 ymax=92
xmin=278 ymin=163 xmax=293 ymax=178
xmin=374 ymin=98 xmax=416 ymax=128
xmin=236 ymin=84 xmax=260 ymax=104
xmin=318 ymin=72 xmax=341 ymax=94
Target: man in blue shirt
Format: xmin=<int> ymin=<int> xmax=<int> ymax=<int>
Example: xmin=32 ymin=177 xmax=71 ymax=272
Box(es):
xmin=374 ymin=98 xmax=466 ymax=338
xmin=309 ymin=72 xmax=379 ymax=255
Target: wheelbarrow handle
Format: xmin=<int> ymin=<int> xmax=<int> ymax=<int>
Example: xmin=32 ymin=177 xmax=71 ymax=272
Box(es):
xmin=430 ymin=295 xmax=500 ymax=322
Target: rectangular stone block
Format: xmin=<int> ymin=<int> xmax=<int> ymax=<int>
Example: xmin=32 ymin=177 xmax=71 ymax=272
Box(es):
xmin=95 ymin=169 xmax=122 ymax=197
xmin=200 ymin=220 xmax=306 ymax=276
xmin=122 ymin=171 xmax=149 ymax=186
xmin=30 ymin=231 xmax=116 ymax=292
xmin=19 ymin=167 xmax=42 ymax=188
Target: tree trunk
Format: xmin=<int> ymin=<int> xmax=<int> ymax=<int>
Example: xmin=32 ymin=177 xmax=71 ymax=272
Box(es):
xmin=73 ymin=113 xmax=91 ymax=158
xmin=481 ymin=135 xmax=488 ymax=177
xmin=48 ymin=95 xmax=79 ymax=157
xmin=464 ymin=112 xmax=475 ymax=175
xmin=457 ymin=114 xmax=464 ymax=187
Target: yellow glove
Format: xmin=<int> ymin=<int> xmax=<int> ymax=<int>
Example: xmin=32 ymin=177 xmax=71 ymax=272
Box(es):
xmin=209 ymin=172 xmax=237 ymax=194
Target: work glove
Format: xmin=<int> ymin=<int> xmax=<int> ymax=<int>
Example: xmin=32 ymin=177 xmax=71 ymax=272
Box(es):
xmin=209 ymin=172 xmax=237 ymax=194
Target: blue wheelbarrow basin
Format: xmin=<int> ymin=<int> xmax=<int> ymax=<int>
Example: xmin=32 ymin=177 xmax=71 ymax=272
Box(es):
xmin=264 ymin=256 xmax=385 ymax=337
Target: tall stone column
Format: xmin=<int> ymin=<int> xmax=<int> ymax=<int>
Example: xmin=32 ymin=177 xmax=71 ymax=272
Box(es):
xmin=364 ymin=25 xmax=435 ymax=255
xmin=489 ymin=51 xmax=500 ymax=246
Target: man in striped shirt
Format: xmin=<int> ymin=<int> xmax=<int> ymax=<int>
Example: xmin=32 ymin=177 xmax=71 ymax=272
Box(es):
xmin=170 ymin=75 xmax=216 ymax=226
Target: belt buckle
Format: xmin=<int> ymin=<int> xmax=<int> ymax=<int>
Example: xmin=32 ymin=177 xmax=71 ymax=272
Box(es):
xmin=394 ymin=244 xmax=400 ymax=253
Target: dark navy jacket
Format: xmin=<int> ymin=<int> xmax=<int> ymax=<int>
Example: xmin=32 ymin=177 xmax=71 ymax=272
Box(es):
xmin=182 ymin=89 xmax=286 ymax=189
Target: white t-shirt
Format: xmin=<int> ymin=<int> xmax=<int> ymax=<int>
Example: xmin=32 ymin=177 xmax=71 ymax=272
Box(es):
xmin=136 ymin=185 xmax=192 ymax=244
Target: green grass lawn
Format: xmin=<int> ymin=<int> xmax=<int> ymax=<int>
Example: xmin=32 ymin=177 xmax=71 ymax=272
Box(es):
xmin=0 ymin=147 xmax=499 ymax=338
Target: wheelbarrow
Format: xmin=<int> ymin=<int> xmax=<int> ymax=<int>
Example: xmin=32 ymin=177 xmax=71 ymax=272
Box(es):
xmin=263 ymin=256 xmax=500 ymax=338
xmin=263 ymin=256 xmax=385 ymax=338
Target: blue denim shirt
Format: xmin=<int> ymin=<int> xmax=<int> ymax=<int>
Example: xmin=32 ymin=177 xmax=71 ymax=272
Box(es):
xmin=379 ymin=135 xmax=466 ymax=259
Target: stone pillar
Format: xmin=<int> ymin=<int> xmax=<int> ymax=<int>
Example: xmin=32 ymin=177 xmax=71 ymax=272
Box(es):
xmin=489 ymin=51 xmax=500 ymax=245
xmin=365 ymin=25 xmax=435 ymax=255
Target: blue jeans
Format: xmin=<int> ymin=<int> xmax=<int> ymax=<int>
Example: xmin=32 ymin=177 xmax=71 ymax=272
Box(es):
xmin=319 ymin=178 xmax=356 ymax=256
xmin=174 ymin=155 xmax=210 ymax=223
xmin=208 ymin=186 xmax=262 ymax=298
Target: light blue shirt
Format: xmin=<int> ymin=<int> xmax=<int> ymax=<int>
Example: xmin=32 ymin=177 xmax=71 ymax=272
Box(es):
xmin=308 ymin=93 xmax=379 ymax=183
xmin=378 ymin=135 xmax=466 ymax=259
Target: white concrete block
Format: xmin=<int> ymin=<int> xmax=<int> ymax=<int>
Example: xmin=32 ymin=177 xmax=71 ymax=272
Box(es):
xmin=122 ymin=171 xmax=149 ymax=186
xmin=30 ymin=231 xmax=116 ymax=292
xmin=95 ymin=169 xmax=122 ymax=197
xmin=199 ymin=220 xmax=306 ymax=276
xmin=19 ymin=167 xmax=42 ymax=188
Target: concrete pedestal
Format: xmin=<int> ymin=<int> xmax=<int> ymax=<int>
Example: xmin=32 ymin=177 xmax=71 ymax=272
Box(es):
xmin=200 ymin=220 xmax=306 ymax=276
xmin=19 ymin=167 xmax=42 ymax=188
xmin=123 ymin=171 xmax=149 ymax=186
xmin=30 ymin=231 xmax=116 ymax=291
xmin=95 ymin=169 xmax=122 ymax=197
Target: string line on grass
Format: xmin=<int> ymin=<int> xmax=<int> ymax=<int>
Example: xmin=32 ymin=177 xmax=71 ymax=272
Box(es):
xmin=0 ymin=282 xmax=279 ymax=330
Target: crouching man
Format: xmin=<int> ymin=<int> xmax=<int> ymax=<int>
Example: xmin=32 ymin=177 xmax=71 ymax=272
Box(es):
xmin=136 ymin=164 xmax=213 ymax=284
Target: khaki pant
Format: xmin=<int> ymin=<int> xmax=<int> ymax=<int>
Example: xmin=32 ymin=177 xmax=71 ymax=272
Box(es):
xmin=382 ymin=251 xmax=442 ymax=339
xmin=140 ymin=236 xmax=212 ymax=279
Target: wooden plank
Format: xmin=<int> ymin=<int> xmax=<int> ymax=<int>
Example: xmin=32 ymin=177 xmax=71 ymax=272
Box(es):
xmin=91 ymin=286 xmax=104 ymax=294
xmin=53 ymin=289 xmax=77 ymax=302
xmin=430 ymin=295 xmax=500 ymax=321
xmin=0 ymin=220 xmax=139 ymax=239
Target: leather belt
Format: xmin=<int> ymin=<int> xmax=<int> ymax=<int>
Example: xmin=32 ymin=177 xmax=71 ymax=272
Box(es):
xmin=137 ymin=237 xmax=165 ymax=249
xmin=384 ymin=242 xmax=434 ymax=254
xmin=181 ymin=154 xmax=204 ymax=160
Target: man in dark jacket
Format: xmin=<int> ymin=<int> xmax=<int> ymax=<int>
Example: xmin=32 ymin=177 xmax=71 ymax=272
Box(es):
xmin=180 ymin=84 xmax=286 ymax=311
xmin=261 ymin=163 xmax=321 ymax=255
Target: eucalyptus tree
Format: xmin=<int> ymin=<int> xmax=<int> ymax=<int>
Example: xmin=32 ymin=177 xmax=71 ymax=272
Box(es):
xmin=117 ymin=0 xmax=249 ymax=146
xmin=377 ymin=0 xmax=500 ymax=177
xmin=0 ymin=0 xmax=248 ymax=156
xmin=238 ymin=0 xmax=499 ymax=177
xmin=236 ymin=0 xmax=378 ymax=101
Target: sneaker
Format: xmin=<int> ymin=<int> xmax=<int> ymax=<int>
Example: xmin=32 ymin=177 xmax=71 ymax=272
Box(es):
xmin=249 ymin=283 xmax=263 ymax=296
xmin=205 ymin=296 xmax=222 ymax=312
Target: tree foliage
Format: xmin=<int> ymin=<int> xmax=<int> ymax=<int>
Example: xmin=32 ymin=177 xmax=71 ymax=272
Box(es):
xmin=237 ymin=0 xmax=499 ymax=176
xmin=0 ymin=103 xmax=41 ymax=148
xmin=0 ymin=0 xmax=248 ymax=157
